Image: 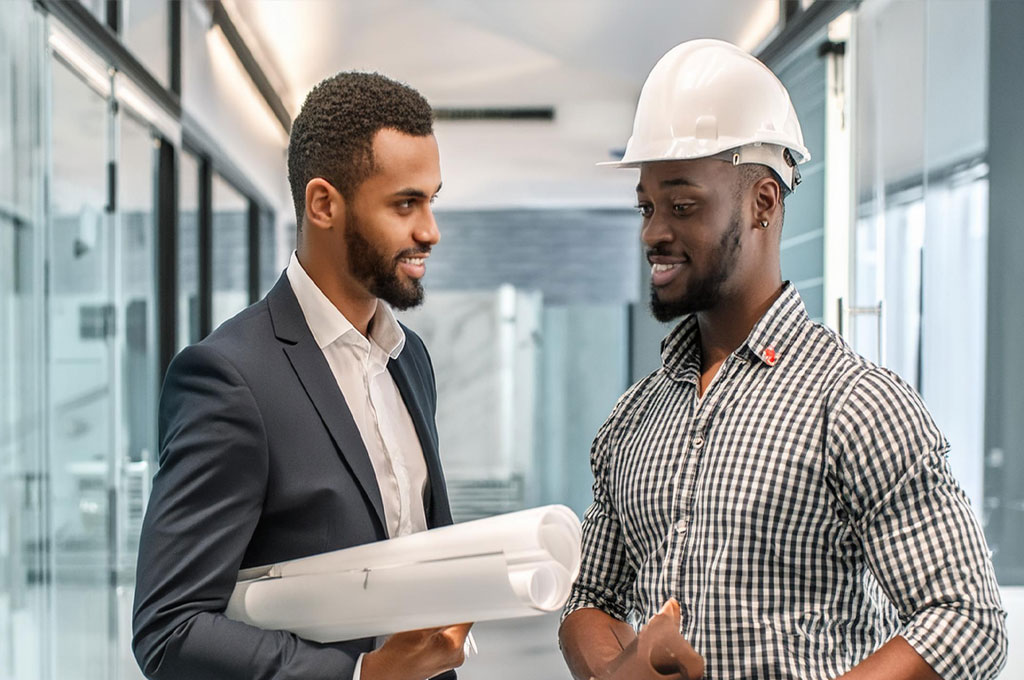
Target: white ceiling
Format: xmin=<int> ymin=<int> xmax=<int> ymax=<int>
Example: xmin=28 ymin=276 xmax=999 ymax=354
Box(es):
xmin=234 ymin=0 xmax=779 ymax=114
xmin=225 ymin=0 xmax=781 ymax=211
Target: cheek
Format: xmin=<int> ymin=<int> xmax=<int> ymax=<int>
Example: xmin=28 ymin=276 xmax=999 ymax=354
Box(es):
xmin=357 ymin=212 xmax=403 ymax=255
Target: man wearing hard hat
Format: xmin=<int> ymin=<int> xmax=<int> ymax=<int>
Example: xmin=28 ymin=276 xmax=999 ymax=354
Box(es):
xmin=559 ymin=40 xmax=1006 ymax=680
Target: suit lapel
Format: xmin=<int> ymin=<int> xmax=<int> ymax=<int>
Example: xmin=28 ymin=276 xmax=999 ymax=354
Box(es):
xmin=389 ymin=352 xmax=452 ymax=528
xmin=267 ymin=275 xmax=388 ymax=536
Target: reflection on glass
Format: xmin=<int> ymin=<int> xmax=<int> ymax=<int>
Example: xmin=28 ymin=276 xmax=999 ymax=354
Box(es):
xmin=211 ymin=173 xmax=250 ymax=329
xmin=852 ymin=0 xmax=991 ymax=558
xmin=122 ymin=0 xmax=170 ymax=88
xmin=177 ymin=151 xmax=200 ymax=350
xmin=49 ymin=56 xmax=114 ymax=680
xmin=0 ymin=3 xmax=46 ymax=678
xmin=259 ymin=206 xmax=279 ymax=297
xmin=116 ymin=110 xmax=158 ymax=680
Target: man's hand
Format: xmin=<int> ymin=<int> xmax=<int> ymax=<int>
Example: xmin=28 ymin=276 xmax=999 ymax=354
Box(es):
xmin=600 ymin=600 xmax=704 ymax=680
xmin=360 ymin=623 xmax=472 ymax=680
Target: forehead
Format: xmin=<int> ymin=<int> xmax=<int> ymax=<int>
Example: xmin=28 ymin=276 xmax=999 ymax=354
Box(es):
xmin=366 ymin=128 xmax=440 ymax=188
xmin=636 ymin=157 xmax=734 ymax=193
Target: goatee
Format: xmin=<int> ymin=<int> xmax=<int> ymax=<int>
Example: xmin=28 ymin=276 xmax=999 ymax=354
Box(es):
xmin=345 ymin=213 xmax=427 ymax=310
xmin=649 ymin=209 xmax=743 ymax=322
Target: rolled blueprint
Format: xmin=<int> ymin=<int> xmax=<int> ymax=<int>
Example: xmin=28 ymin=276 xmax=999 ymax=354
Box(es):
xmin=225 ymin=504 xmax=582 ymax=642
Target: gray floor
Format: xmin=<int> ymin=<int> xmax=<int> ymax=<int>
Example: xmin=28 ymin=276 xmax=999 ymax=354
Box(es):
xmin=459 ymin=613 xmax=571 ymax=680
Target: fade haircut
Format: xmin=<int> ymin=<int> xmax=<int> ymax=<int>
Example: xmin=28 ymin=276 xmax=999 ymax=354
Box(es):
xmin=735 ymin=163 xmax=790 ymax=230
xmin=287 ymin=71 xmax=434 ymax=227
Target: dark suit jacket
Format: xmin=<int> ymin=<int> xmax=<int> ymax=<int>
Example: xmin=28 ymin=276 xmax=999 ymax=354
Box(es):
xmin=133 ymin=273 xmax=456 ymax=680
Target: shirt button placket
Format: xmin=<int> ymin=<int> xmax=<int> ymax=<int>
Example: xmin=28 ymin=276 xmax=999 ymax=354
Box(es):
xmin=668 ymin=426 xmax=705 ymax=601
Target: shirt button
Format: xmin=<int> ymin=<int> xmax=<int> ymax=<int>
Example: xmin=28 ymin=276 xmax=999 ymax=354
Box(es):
xmin=692 ymin=436 xmax=704 ymax=449
xmin=674 ymin=518 xmax=688 ymax=533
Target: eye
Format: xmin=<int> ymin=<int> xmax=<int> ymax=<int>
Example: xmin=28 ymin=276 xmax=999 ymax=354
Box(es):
xmin=636 ymin=203 xmax=653 ymax=218
xmin=673 ymin=203 xmax=694 ymax=216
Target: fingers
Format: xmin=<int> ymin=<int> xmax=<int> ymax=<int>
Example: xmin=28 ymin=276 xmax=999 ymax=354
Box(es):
xmin=652 ymin=598 xmax=680 ymax=626
xmin=438 ymin=622 xmax=473 ymax=647
xmin=642 ymin=600 xmax=704 ymax=680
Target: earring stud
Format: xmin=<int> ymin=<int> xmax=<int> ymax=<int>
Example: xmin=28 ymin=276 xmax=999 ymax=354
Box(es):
xmin=759 ymin=219 xmax=769 ymax=229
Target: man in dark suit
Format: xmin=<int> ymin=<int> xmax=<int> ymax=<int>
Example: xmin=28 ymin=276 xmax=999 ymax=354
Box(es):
xmin=133 ymin=72 xmax=470 ymax=680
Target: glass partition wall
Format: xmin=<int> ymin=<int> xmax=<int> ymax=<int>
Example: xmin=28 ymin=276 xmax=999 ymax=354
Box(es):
xmin=0 ymin=5 xmax=47 ymax=680
xmin=851 ymin=0 xmax=989 ymax=512
xmin=1 ymin=2 xmax=280 ymax=677
xmin=47 ymin=42 xmax=157 ymax=680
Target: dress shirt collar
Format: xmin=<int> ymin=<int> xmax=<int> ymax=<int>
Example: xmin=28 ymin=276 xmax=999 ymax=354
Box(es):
xmin=286 ymin=251 xmax=406 ymax=359
xmin=660 ymin=281 xmax=807 ymax=378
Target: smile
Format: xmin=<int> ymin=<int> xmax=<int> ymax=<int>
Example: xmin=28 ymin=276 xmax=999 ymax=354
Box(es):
xmin=397 ymin=255 xmax=428 ymax=279
xmin=651 ymin=262 xmax=684 ymax=286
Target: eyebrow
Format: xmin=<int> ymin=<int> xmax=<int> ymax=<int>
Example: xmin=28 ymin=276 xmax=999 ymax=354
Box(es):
xmin=636 ymin=178 xmax=701 ymax=192
xmin=392 ymin=182 xmax=443 ymax=199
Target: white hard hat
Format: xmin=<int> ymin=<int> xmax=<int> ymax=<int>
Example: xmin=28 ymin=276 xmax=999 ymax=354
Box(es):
xmin=602 ymin=39 xmax=810 ymax=190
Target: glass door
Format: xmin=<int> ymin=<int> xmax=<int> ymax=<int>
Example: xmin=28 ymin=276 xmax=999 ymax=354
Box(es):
xmin=48 ymin=53 xmax=117 ymax=680
xmin=47 ymin=36 xmax=157 ymax=680
xmin=0 ymin=4 xmax=47 ymax=679
xmin=113 ymin=107 xmax=158 ymax=680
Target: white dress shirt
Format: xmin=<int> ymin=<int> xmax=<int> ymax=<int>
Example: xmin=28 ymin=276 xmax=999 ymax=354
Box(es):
xmin=287 ymin=253 xmax=432 ymax=680
xmin=286 ymin=252 xmax=430 ymax=540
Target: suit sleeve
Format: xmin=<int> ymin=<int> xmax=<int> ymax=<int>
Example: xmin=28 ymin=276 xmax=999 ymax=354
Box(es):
xmin=132 ymin=343 xmax=364 ymax=680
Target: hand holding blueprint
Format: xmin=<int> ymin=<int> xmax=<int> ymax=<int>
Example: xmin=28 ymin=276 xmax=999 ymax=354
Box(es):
xmin=224 ymin=504 xmax=582 ymax=642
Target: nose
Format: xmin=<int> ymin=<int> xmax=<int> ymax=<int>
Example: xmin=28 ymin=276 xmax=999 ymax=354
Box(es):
xmin=641 ymin=211 xmax=672 ymax=249
xmin=415 ymin=207 xmax=441 ymax=247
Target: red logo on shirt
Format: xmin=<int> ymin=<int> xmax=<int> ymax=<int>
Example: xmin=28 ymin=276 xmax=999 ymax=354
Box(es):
xmin=763 ymin=347 xmax=777 ymax=366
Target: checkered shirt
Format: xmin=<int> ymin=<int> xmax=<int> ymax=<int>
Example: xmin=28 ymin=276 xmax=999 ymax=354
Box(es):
xmin=563 ymin=283 xmax=1006 ymax=679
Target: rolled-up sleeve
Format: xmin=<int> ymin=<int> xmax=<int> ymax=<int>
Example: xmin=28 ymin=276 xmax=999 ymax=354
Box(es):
xmin=563 ymin=399 xmax=638 ymax=623
xmin=829 ymin=367 xmax=1007 ymax=680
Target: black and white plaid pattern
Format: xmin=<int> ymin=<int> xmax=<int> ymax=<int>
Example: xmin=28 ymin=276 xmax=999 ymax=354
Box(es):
xmin=564 ymin=284 xmax=1006 ymax=679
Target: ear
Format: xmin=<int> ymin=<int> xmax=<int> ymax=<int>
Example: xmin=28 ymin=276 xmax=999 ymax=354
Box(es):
xmin=303 ymin=177 xmax=344 ymax=232
xmin=753 ymin=175 xmax=782 ymax=228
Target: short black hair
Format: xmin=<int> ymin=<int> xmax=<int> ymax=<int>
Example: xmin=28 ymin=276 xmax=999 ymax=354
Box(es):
xmin=737 ymin=163 xmax=792 ymax=201
xmin=287 ymin=71 xmax=434 ymax=226
xmin=736 ymin=163 xmax=790 ymax=230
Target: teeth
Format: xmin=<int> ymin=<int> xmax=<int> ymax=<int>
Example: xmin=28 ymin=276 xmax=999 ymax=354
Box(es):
xmin=651 ymin=263 xmax=680 ymax=273
xmin=401 ymin=257 xmax=425 ymax=265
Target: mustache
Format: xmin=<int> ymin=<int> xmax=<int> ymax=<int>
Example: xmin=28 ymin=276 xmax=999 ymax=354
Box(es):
xmin=646 ymin=246 xmax=677 ymax=259
xmin=394 ymin=246 xmax=431 ymax=261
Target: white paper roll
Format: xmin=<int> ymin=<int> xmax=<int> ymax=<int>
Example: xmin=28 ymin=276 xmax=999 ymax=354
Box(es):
xmin=225 ymin=505 xmax=582 ymax=642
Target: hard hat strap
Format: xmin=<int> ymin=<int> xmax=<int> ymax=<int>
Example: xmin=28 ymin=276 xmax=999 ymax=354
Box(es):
xmin=708 ymin=144 xmax=800 ymax=191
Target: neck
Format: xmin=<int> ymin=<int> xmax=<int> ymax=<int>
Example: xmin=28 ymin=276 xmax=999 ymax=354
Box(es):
xmin=696 ymin=277 xmax=784 ymax=370
xmin=296 ymin=249 xmax=377 ymax=337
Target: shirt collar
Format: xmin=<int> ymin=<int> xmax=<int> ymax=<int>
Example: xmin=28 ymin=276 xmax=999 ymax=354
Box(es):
xmin=660 ymin=282 xmax=807 ymax=376
xmin=739 ymin=282 xmax=806 ymax=367
xmin=286 ymin=251 xmax=406 ymax=359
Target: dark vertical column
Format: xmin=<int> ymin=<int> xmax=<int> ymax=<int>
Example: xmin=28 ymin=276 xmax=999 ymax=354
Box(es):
xmin=169 ymin=0 xmax=181 ymax=96
xmin=198 ymin=157 xmax=212 ymax=339
xmin=247 ymin=200 xmax=259 ymax=304
xmin=157 ymin=139 xmax=177 ymax=379
xmin=105 ymin=0 xmax=120 ymax=33
xmin=983 ymin=0 xmax=1024 ymax=585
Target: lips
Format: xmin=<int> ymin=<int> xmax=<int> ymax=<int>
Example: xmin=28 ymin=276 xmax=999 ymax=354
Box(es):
xmin=649 ymin=262 xmax=681 ymax=287
xmin=648 ymin=255 xmax=688 ymax=287
xmin=397 ymin=254 xmax=428 ymax=279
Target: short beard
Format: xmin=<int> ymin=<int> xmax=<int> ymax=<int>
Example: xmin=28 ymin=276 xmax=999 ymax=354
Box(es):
xmin=344 ymin=211 xmax=426 ymax=311
xmin=649 ymin=208 xmax=743 ymax=322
